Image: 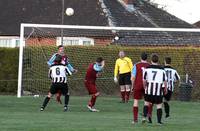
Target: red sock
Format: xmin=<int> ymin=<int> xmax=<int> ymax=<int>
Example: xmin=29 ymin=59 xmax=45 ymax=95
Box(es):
xmin=88 ymin=95 xmax=97 ymax=107
xmin=121 ymin=91 xmax=125 ymax=102
xmin=133 ymin=106 xmax=138 ymax=122
xmin=125 ymin=91 xmax=130 ymax=102
xmin=56 ymin=90 xmax=62 ymax=104
xmin=148 ymin=104 xmax=153 ymax=118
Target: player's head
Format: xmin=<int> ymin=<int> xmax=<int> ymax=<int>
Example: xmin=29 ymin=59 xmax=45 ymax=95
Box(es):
xmin=151 ymin=53 xmax=159 ymax=64
xmin=96 ymin=57 xmax=104 ymax=65
xmin=58 ymin=45 xmax=64 ymax=55
xmin=141 ymin=52 xmax=148 ymax=61
xmin=54 ymin=54 xmax=62 ymax=64
xmin=165 ymin=57 xmax=171 ymax=65
xmin=119 ymin=51 xmax=125 ymax=58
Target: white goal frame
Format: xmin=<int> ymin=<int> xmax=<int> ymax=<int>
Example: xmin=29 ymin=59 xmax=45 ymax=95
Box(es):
xmin=18 ymin=23 xmax=200 ymax=97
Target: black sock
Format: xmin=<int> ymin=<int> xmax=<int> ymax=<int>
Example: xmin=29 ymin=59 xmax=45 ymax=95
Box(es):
xmin=143 ymin=105 xmax=148 ymax=117
xmin=157 ymin=108 xmax=162 ymax=123
xmin=42 ymin=97 xmax=50 ymax=108
xmin=164 ymin=102 xmax=170 ymax=116
xmin=64 ymin=95 xmax=69 ymax=107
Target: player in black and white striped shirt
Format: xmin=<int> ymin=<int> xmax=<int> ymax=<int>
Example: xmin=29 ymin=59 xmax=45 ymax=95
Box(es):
xmin=143 ymin=54 xmax=167 ymax=125
xmin=41 ymin=54 xmax=72 ymax=112
xmin=163 ymin=57 xmax=180 ymax=118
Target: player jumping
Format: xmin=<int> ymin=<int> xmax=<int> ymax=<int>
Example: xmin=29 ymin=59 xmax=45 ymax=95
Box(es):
xmin=47 ymin=45 xmax=77 ymax=104
xmin=41 ymin=54 xmax=72 ymax=111
xmin=85 ymin=57 xmax=105 ymax=112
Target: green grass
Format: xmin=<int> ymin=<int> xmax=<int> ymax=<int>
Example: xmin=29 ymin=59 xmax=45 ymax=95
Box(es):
xmin=0 ymin=96 xmax=199 ymax=131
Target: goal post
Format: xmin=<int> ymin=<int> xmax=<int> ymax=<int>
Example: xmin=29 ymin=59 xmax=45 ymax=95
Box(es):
xmin=18 ymin=23 xmax=200 ymax=98
xmin=18 ymin=24 xmax=25 ymax=98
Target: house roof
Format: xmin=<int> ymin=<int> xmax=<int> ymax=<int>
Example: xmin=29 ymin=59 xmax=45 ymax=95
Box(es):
xmin=194 ymin=21 xmax=200 ymax=28
xmin=0 ymin=0 xmax=108 ymax=36
xmin=0 ymin=0 xmax=199 ymax=46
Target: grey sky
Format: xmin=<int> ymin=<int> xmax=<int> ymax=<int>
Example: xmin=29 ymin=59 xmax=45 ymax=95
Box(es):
xmin=150 ymin=0 xmax=200 ymax=24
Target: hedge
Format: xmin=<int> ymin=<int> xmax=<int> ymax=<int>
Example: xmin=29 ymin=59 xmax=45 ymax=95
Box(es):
xmin=0 ymin=48 xmax=19 ymax=94
xmin=0 ymin=46 xmax=199 ymax=100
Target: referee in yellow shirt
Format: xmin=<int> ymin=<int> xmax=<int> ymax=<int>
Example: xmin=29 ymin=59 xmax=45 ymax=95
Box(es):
xmin=114 ymin=51 xmax=133 ymax=103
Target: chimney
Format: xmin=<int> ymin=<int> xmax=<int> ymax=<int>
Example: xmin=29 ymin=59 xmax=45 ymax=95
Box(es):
xmin=123 ymin=0 xmax=134 ymax=5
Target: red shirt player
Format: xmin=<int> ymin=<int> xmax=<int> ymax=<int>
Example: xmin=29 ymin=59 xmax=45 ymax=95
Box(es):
xmin=131 ymin=52 xmax=150 ymax=124
xmin=85 ymin=57 xmax=105 ymax=112
xmin=47 ymin=45 xmax=77 ymax=104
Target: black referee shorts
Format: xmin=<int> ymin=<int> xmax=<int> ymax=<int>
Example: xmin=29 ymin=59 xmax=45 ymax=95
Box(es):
xmin=118 ymin=72 xmax=131 ymax=85
xmin=144 ymin=94 xmax=163 ymax=104
xmin=50 ymin=83 xmax=68 ymax=95
xmin=164 ymin=90 xmax=173 ymax=101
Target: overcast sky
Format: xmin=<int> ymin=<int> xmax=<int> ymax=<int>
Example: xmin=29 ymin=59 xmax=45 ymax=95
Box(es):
xmin=150 ymin=0 xmax=200 ymax=24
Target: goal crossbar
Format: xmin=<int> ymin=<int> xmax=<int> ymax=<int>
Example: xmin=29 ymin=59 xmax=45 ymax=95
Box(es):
xmin=18 ymin=23 xmax=200 ymax=98
xmin=20 ymin=23 xmax=200 ymax=32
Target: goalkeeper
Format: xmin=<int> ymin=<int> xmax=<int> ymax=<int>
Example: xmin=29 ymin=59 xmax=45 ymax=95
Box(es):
xmin=114 ymin=51 xmax=133 ymax=103
xmin=47 ymin=45 xmax=77 ymax=104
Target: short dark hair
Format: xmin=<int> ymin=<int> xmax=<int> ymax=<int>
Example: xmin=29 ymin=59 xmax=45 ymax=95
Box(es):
xmin=58 ymin=45 xmax=64 ymax=49
xmin=165 ymin=57 xmax=171 ymax=64
xmin=141 ymin=52 xmax=148 ymax=60
xmin=96 ymin=57 xmax=103 ymax=63
xmin=54 ymin=54 xmax=62 ymax=63
xmin=151 ymin=53 xmax=159 ymax=63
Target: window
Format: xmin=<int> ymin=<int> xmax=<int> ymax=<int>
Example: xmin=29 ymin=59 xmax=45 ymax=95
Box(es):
xmin=83 ymin=41 xmax=91 ymax=45
xmin=16 ymin=40 xmax=20 ymax=47
xmin=64 ymin=39 xmax=79 ymax=45
xmin=0 ymin=37 xmax=20 ymax=48
xmin=0 ymin=39 xmax=11 ymax=47
xmin=56 ymin=37 xmax=94 ymax=46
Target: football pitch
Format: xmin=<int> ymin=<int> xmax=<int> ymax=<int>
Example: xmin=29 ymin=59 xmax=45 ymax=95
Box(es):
xmin=0 ymin=96 xmax=199 ymax=131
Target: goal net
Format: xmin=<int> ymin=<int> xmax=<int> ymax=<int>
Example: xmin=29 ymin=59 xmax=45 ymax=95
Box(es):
xmin=18 ymin=23 xmax=200 ymax=99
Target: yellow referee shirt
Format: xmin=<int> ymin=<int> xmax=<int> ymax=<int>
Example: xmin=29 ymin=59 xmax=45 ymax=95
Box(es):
xmin=114 ymin=57 xmax=133 ymax=77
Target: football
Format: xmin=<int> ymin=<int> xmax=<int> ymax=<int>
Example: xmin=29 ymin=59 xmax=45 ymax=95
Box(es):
xmin=65 ymin=8 xmax=74 ymax=16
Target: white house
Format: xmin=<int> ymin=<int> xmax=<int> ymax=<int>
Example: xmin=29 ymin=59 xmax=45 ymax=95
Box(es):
xmin=0 ymin=36 xmax=20 ymax=48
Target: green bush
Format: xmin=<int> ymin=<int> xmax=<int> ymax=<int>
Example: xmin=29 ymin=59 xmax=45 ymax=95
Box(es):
xmin=0 ymin=48 xmax=19 ymax=94
xmin=0 ymin=46 xmax=199 ymax=100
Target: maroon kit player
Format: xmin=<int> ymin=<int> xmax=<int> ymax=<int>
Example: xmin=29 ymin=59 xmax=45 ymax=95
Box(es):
xmin=84 ymin=57 xmax=105 ymax=112
xmin=131 ymin=52 xmax=150 ymax=124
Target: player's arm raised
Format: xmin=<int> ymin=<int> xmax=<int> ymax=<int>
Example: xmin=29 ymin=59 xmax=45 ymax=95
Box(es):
xmin=93 ymin=61 xmax=104 ymax=72
xmin=94 ymin=59 xmax=105 ymax=77
xmin=47 ymin=53 xmax=57 ymax=67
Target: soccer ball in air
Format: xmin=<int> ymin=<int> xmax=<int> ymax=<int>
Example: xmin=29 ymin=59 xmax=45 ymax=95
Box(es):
xmin=65 ymin=8 xmax=74 ymax=16
xmin=114 ymin=36 xmax=119 ymax=41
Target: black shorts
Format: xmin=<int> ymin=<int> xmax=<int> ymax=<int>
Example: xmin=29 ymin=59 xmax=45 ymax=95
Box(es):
xmin=119 ymin=72 xmax=131 ymax=85
xmin=164 ymin=90 xmax=173 ymax=101
xmin=144 ymin=94 xmax=163 ymax=104
xmin=50 ymin=83 xmax=68 ymax=95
